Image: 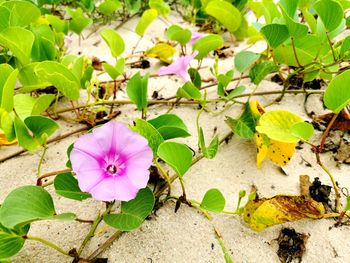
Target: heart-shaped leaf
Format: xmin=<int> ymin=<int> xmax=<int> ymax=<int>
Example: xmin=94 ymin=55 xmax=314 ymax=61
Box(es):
xmin=132 ymin=118 xmax=164 ymax=156
xmin=54 ymin=172 xmax=91 ymax=201
xmin=157 ymin=142 xmax=192 ymax=177
xmin=324 ymin=69 xmax=350 ymax=113
xmin=200 ymin=188 xmax=226 ymax=212
xmin=104 ymin=187 xmax=154 ymax=231
xmin=205 ymin=0 xmax=242 ymax=33
xmin=135 ymin=8 xmax=158 ymax=36
xmin=192 ymin=34 xmax=223 ymax=60
xmin=100 ymin=28 xmax=125 ymax=57
xmin=148 ymin=114 xmax=190 ymax=140
xmin=256 ymin=110 xmax=303 ymax=143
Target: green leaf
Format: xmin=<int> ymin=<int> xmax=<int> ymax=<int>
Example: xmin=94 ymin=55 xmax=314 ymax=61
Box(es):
xmin=281 ymin=6 xmax=308 ymax=39
xmin=13 ymin=94 xmax=54 ymax=120
xmin=66 ymin=7 xmax=92 ymax=35
xmin=193 ymin=34 xmax=223 ymax=60
xmin=274 ymin=44 xmax=314 ymax=67
xmin=0 ymin=223 xmax=28 ymax=259
xmin=46 ymin=15 xmax=69 ymax=34
xmin=31 ymin=25 xmax=57 ymax=62
xmin=205 ymin=0 xmax=242 ymax=33
xmin=0 ymin=110 xmax=15 ymax=141
xmin=100 ymin=28 xmax=125 ymax=57
xmin=157 ymin=142 xmax=192 ymax=177
xmin=256 ymin=110 xmax=304 ymax=143
xmin=0 ymin=186 xmax=55 ymax=229
xmin=18 ymin=63 xmax=50 ymax=92
xmin=249 ymin=61 xmax=277 ymax=85
xmin=145 ymin=43 xmax=176 ymax=63
xmin=188 ymin=68 xmax=202 ymax=89
xmin=132 ymin=118 xmax=163 ymax=156
xmin=177 ymin=81 xmax=202 ymax=100
xmin=234 ymin=51 xmax=260 ymax=73
xmin=126 ymin=72 xmax=148 ymax=111
xmin=260 ymin=24 xmax=289 ymax=48
xmin=324 ymin=69 xmax=350 ymax=113
xmin=0 ymin=27 xmax=34 ymax=66
xmin=225 ymin=86 xmax=246 ymax=100
xmin=2 ymin=0 xmax=40 ymax=27
xmin=14 ymin=116 xmax=37 ymax=151
xmin=34 ymin=61 xmax=80 ymax=100
xmin=148 ymin=114 xmax=190 ymax=140
xmin=344 ymin=196 xmax=350 ymax=211
xmin=225 ymin=102 xmax=256 ymax=139
xmin=104 ymin=187 xmax=154 ymax=231
xmin=0 ymin=6 xmax=10 ymax=31
xmin=1 ymin=69 xmax=18 ymax=113
xmin=314 ymin=0 xmax=343 ymax=32
xmin=54 ymin=172 xmax=91 ymax=201
xmin=98 ymin=0 xmax=121 ymax=16
xmin=280 ymin=0 xmax=298 ymax=18
xmin=135 ymin=8 xmax=158 ymax=36
xmin=340 ymin=35 xmax=350 ymax=58
xmin=0 ymin=65 xmax=13 ymax=106
xmin=291 ymin=122 xmax=314 ymax=141
xmin=24 ymin=116 xmax=59 ymax=144
xmin=31 ymin=94 xmax=55 ymax=115
xmin=200 ymin=188 xmax=226 ymax=212
xmin=199 ymin=127 xmax=219 ymax=159
xmin=166 ymin=24 xmax=192 ymax=46
xmin=124 ymin=0 xmax=141 ymax=14
xmin=217 ymin=70 xmax=234 ymax=97
xmin=149 ymin=0 xmax=170 ymax=16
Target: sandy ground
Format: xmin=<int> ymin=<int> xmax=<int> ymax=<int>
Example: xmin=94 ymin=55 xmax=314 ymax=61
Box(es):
xmin=1 ymin=12 xmax=350 ymax=263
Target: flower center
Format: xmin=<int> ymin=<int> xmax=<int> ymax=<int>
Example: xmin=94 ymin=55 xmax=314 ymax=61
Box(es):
xmin=106 ymin=164 xmax=118 ymax=175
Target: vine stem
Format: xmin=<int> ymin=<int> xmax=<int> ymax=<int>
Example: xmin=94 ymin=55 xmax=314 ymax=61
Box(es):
xmin=25 ymin=236 xmax=70 ymax=256
xmin=77 ymin=202 xmax=114 ymax=256
xmin=87 ymin=230 xmax=123 ymax=260
xmin=291 ymin=37 xmax=302 ymax=68
xmin=326 ymin=32 xmax=337 ymax=62
xmin=0 ymin=126 xmax=89 ymax=163
xmin=319 ymin=112 xmax=339 ymax=152
xmin=50 ymin=89 xmax=324 ymax=115
xmin=37 ymin=168 xmax=72 ymax=186
xmin=315 ymin=152 xmax=341 ymax=212
xmin=37 ymin=144 xmax=47 ymax=177
xmin=155 ymin=160 xmax=172 ymax=194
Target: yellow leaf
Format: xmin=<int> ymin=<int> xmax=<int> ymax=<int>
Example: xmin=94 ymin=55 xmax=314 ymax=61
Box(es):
xmin=255 ymin=133 xmax=296 ymax=168
xmin=145 ymin=43 xmax=176 ymax=63
xmin=0 ymin=130 xmax=17 ymax=145
xmin=243 ymin=195 xmax=325 ymax=232
xmin=249 ymin=100 xmax=265 ymax=118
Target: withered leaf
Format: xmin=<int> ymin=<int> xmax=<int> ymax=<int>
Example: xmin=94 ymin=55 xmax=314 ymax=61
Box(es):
xmin=243 ymin=195 xmax=325 ymax=232
xmin=312 ymin=108 xmax=350 ymax=132
xmin=335 ymin=140 xmax=350 ymax=164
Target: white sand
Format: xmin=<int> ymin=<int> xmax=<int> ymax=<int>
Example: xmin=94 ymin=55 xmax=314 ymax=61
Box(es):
xmin=1 ymin=12 xmax=350 ymax=263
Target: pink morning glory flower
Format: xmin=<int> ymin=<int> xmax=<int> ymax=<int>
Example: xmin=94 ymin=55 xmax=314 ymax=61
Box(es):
xmin=190 ymin=31 xmax=205 ymax=45
xmin=158 ymin=51 xmax=198 ymax=82
xmin=70 ymin=122 xmax=153 ymax=202
xmin=64 ymin=35 xmax=73 ymax=48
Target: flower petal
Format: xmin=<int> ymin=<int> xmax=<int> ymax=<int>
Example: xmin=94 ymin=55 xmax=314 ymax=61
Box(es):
xmin=89 ymin=177 xmax=117 ymax=201
xmin=70 ymin=149 xmax=101 ymax=172
xmin=73 ymin=133 xmax=105 ymax=159
xmin=118 ymin=133 xmax=152 ymax=159
xmin=70 ymin=149 xmax=106 ymax=192
xmin=126 ymin=148 xmax=153 ymax=169
xmin=124 ymin=167 xmax=150 ymax=189
xmin=89 ymin=176 xmax=139 ymax=201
